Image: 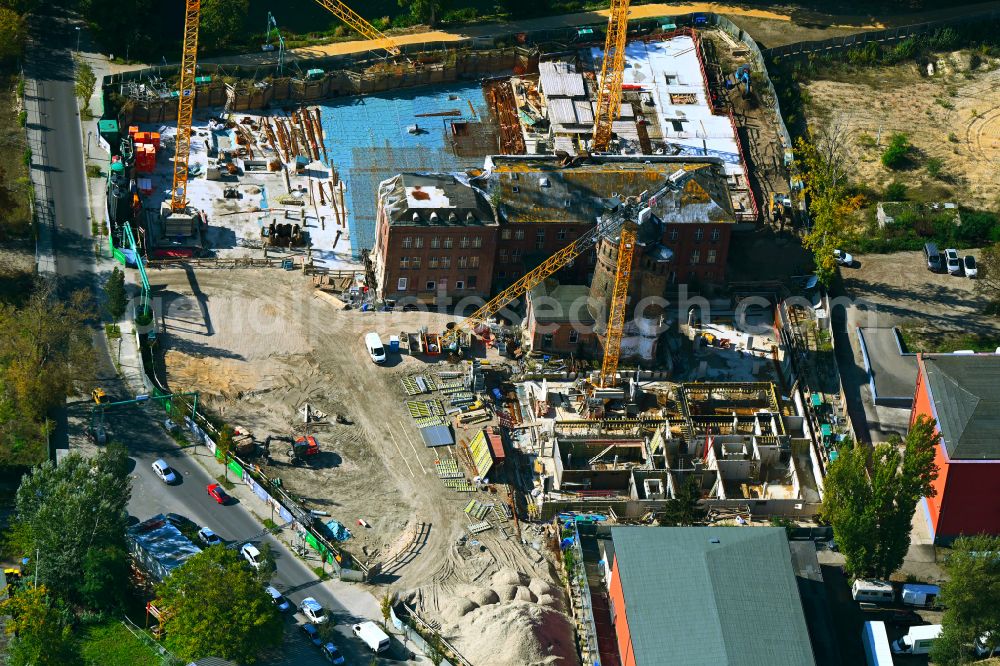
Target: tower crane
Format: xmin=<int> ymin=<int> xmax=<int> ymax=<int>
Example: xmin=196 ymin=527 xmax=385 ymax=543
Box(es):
xmin=591 ymin=0 xmax=631 ymax=152
xmin=441 ymin=182 xmax=673 ymax=387
xmin=169 ymin=0 xmax=402 ymax=214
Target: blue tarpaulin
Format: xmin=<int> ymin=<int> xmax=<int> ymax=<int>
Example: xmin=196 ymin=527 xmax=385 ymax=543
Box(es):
xmin=324 ymin=519 xmax=352 ymax=542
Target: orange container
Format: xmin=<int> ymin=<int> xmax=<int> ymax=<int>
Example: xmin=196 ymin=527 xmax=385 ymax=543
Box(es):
xmin=128 ymin=125 xmax=139 ymax=138
xmin=135 ymin=132 xmax=149 ymax=144
xmin=148 ymin=132 xmax=161 ymax=149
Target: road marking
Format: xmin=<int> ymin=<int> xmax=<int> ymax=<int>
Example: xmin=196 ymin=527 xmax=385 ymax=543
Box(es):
xmin=399 ymin=422 xmax=428 ymax=475
xmin=388 ymin=429 xmax=415 ymax=477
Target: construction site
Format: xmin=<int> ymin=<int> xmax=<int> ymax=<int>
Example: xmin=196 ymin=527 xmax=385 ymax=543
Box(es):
xmin=99 ymin=6 xmax=803 ymax=665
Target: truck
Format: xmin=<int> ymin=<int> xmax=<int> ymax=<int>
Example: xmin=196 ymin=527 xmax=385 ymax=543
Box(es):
xmin=862 ymin=621 xmax=893 ymax=666
xmin=852 ymin=579 xmax=895 ymax=604
xmin=901 ymin=583 xmax=940 ymax=608
xmin=891 ymin=623 xmax=942 ymax=655
xmin=353 ymin=621 xmax=390 ymax=653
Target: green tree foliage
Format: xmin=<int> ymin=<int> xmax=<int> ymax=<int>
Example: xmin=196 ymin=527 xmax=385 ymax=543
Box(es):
xmin=658 ymin=475 xmax=707 ymax=526
xmin=0 ymin=287 xmax=94 ymax=423
xmin=76 ymin=0 xmax=151 ymax=54
xmin=821 ymin=417 xmax=939 ymax=579
xmin=74 ymin=56 xmax=97 ymax=114
xmin=398 ymin=0 xmax=446 ymax=26
xmin=795 ymin=130 xmax=863 ymax=286
xmin=199 ymin=0 xmax=248 ymax=50
xmin=974 ymin=242 xmax=1000 ymax=314
xmin=0 ymin=6 xmax=26 ymax=60
xmin=930 ymin=535 xmax=1000 ymax=665
xmin=884 ymin=182 xmax=907 ymax=201
xmin=155 ymin=546 xmax=283 ymax=664
xmin=12 ymin=444 xmax=131 ymax=607
xmin=0 ymin=585 xmax=78 ymax=666
xmin=104 ymin=266 xmax=128 ymax=323
xmin=881 ymin=133 xmax=911 ymax=169
xmin=253 ymin=541 xmax=277 ymax=585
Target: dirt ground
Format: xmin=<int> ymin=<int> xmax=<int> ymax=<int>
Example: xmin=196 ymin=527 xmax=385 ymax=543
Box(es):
xmin=150 ymin=267 xmax=575 ymax=666
xmin=725 ymin=15 xmax=866 ymax=49
xmin=840 ymin=250 xmax=1000 ymax=350
xmin=804 ymin=52 xmax=1000 ymax=208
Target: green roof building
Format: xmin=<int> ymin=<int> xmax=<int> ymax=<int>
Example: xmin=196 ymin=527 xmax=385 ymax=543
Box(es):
xmin=606 ymin=526 xmax=816 ymax=666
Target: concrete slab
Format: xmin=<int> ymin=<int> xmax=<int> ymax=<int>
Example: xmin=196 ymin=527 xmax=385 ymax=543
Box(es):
xmin=857 ymin=327 xmax=918 ymax=407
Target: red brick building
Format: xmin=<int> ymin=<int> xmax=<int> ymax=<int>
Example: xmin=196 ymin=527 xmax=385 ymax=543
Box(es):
xmin=372 ymin=173 xmax=498 ymax=304
xmin=912 ymin=353 xmax=1000 ymax=543
xmin=524 ymin=280 xmax=597 ymax=353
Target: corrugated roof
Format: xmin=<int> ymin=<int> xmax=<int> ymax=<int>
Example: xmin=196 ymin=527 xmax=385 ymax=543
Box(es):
xmin=610 ymin=526 xmax=815 ymax=666
xmin=539 ymin=60 xmax=586 ymax=98
xmin=420 ymin=424 xmax=454 ymax=447
xmin=378 ymin=173 xmax=496 ymax=227
xmin=922 ymin=354 xmax=1000 ymax=459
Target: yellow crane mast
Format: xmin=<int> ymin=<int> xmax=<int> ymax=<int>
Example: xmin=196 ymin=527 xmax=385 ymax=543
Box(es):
xmin=170 ymin=0 xmax=202 ymax=212
xmin=591 ymin=0 xmax=630 ymax=152
xmin=598 ymin=227 xmax=636 ymax=387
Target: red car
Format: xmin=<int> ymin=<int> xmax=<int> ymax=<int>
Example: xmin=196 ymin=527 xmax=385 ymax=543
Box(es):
xmin=206 ymin=483 xmax=230 ymax=504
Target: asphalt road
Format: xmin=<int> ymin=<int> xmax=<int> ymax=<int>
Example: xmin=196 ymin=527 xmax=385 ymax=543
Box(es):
xmin=25 ymin=10 xmax=408 ymax=666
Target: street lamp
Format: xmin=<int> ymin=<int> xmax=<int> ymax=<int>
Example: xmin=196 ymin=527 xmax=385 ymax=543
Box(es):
xmin=75 ymin=26 xmax=81 ymax=53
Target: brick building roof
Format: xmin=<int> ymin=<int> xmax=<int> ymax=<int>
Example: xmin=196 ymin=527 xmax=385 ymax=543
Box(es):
xmin=377 ymin=173 xmax=495 ymax=227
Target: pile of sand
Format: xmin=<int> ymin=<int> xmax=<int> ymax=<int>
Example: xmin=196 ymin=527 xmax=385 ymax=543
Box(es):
xmin=408 ymin=569 xmax=574 ymax=666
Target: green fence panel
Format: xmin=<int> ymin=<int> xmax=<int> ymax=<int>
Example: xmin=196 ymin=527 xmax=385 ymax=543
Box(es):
xmin=228 ymin=459 xmax=244 ymax=478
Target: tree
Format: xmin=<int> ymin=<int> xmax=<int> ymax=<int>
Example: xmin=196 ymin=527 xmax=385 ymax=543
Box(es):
xmin=104 ymin=266 xmax=128 ymax=324
xmin=881 ymin=133 xmax=911 ymax=169
xmin=930 ymin=535 xmax=1000 ymax=665
xmin=658 ymin=475 xmax=707 ymax=526
xmin=398 ymin=0 xmax=446 ymax=26
xmin=821 ymin=418 xmax=939 ymax=579
xmin=199 ymin=0 xmax=248 ymax=50
xmin=795 ymin=127 xmax=864 ymax=286
xmin=974 ymin=242 xmax=1000 ymax=315
xmin=253 ymin=541 xmax=277 ymax=584
xmin=12 ymin=444 xmax=131 ymax=606
xmin=0 ymin=586 xmax=78 ymax=666
xmin=0 ymin=287 xmax=94 ymax=422
xmin=74 ymin=56 xmax=97 ymax=114
xmin=380 ymin=590 xmax=394 ymax=628
xmin=0 ymin=7 xmax=25 ymax=60
xmin=155 ymin=546 xmax=283 ymax=664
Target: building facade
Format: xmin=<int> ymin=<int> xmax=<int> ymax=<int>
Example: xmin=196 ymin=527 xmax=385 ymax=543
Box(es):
xmin=912 ymin=353 xmax=1000 ymax=543
xmin=372 ymin=173 xmax=498 ymax=304
xmin=524 ymin=280 xmax=597 ymax=353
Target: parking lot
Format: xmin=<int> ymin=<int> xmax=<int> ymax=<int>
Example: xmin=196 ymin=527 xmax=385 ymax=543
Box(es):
xmin=840 ymin=250 xmax=1000 ymax=352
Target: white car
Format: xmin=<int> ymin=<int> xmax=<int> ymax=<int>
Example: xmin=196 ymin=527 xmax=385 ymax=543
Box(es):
xmin=299 ymin=597 xmax=328 ymax=624
xmin=945 ymin=248 xmax=962 ymax=275
xmin=151 ymin=459 xmax=177 ymax=484
xmin=834 ymin=249 xmax=854 ymax=267
xmin=197 ymin=527 xmax=223 ymax=546
xmin=240 ymin=543 xmax=263 ymax=570
xmin=265 ymin=585 xmax=290 ymax=612
xmin=964 ymin=255 xmax=978 ymax=278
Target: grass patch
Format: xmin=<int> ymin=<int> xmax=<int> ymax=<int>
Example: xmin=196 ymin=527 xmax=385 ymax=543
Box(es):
xmin=215 ymin=474 xmax=235 ymax=490
xmin=263 ymin=518 xmax=278 ymax=530
xmin=0 ymin=70 xmax=32 ymax=240
xmin=86 ymin=164 xmax=102 ymax=178
xmin=104 ymin=323 xmax=121 ymax=339
xmin=79 ymin=620 xmax=160 ymax=666
xmin=898 ymin=324 xmax=1000 ymax=354
xmin=312 ymin=565 xmax=330 ymax=580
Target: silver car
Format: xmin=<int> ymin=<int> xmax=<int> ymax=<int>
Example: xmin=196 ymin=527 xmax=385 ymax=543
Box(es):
xmin=151 ymin=459 xmax=177 ymax=484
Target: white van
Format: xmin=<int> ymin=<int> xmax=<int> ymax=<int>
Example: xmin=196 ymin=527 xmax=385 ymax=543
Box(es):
xmin=852 ymin=579 xmax=895 ymax=604
xmin=365 ymin=332 xmax=386 ymax=364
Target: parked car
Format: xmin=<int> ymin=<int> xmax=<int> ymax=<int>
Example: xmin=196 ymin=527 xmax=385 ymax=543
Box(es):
xmin=165 ymin=513 xmax=195 ymax=530
xmin=151 ymin=459 xmax=177 ymax=484
xmin=964 ymin=255 xmax=978 ymax=278
xmin=924 ymin=242 xmax=943 ymax=272
xmin=206 ymin=483 xmax=230 ymax=504
xmin=300 ymin=622 xmax=323 ymax=646
xmin=197 ymin=527 xmax=223 ymax=546
xmin=299 ymin=597 xmax=328 ymax=624
xmin=265 ymin=586 xmax=290 ymax=612
xmin=321 ymin=642 xmax=346 ymax=664
xmin=945 ymin=248 xmax=962 ymax=275
xmin=353 ymin=621 xmax=390 ymax=653
xmin=240 ymin=543 xmax=263 ymax=570
xmin=834 ymin=249 xmax=854 ymax=267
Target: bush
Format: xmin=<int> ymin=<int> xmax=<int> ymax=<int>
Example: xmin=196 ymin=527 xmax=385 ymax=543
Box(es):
xmin=926 ymin=157 xmax=944 ymax=178
xmin=957 ymin=210 xmax=998 ymax=244
xmin=86 ymin=164 xmax=102 ymax=178
xmin=884 ymin=182 xmax=907 ymax=201
xmin=948 ymin=132 xmax=959 ymax=143
xmin=22 ymin=147 xmax=31 ymax=168
xmin=881 ymin=133 xmax=910 ymax=169
xmin=17 ymin=109 xmax=26 ymax=127
xmin=441 ymin=7 xmax=477 ymax=22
